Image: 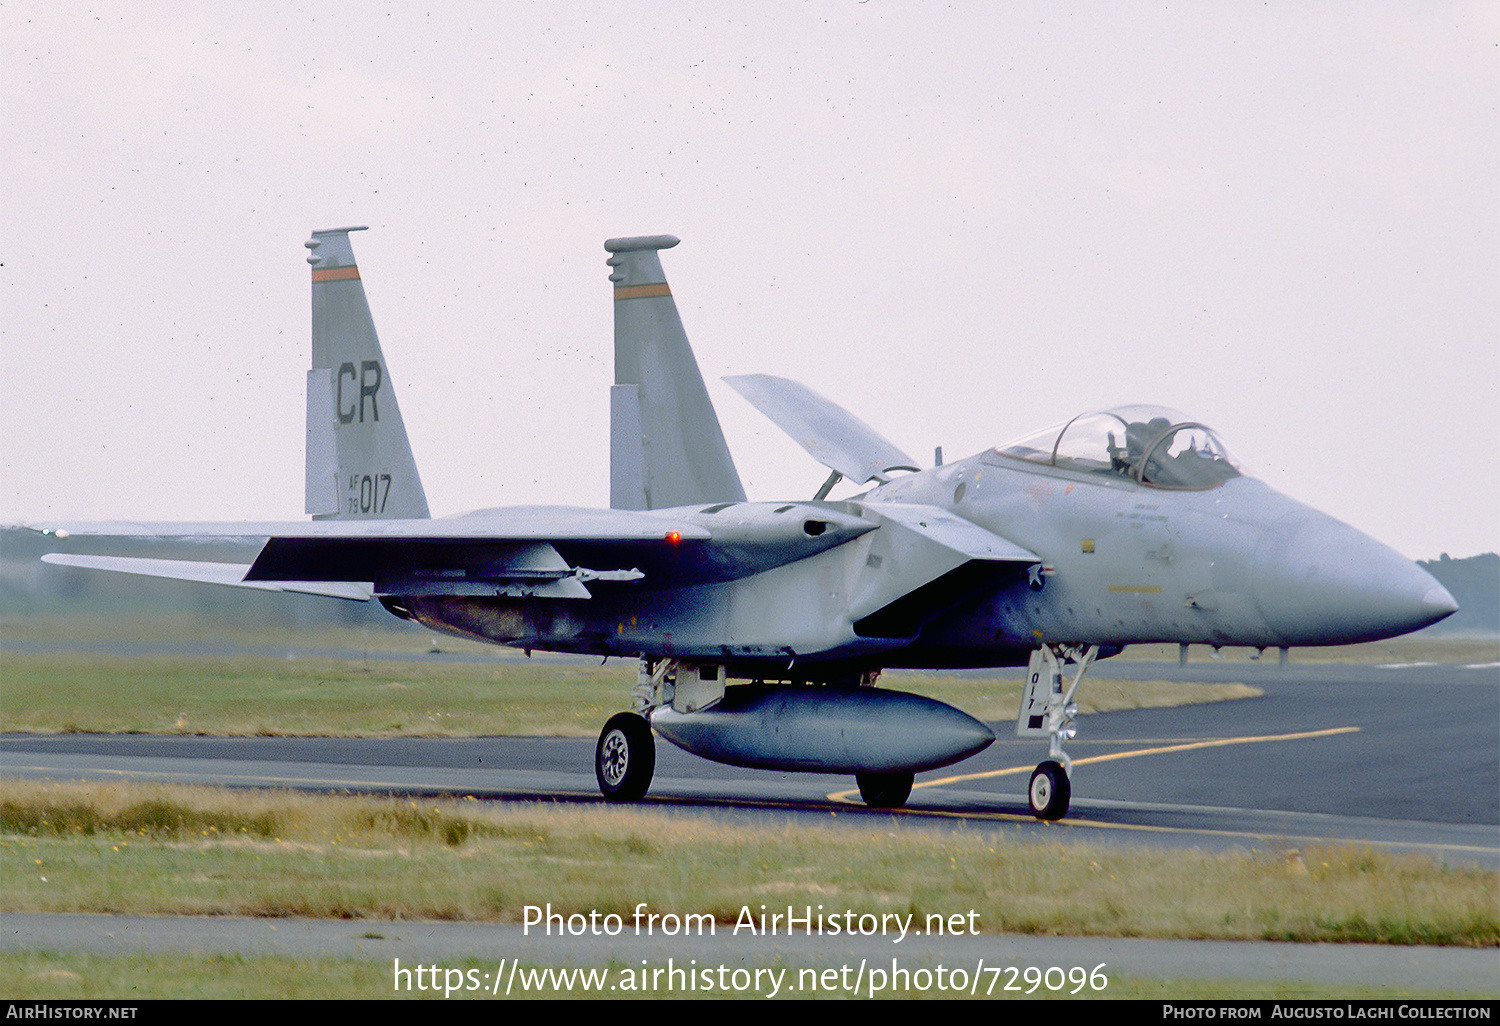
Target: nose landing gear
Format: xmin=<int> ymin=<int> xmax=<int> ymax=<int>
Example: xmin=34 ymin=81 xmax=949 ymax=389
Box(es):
xmin=1016 ymin=643 xmax=1098 ymax=820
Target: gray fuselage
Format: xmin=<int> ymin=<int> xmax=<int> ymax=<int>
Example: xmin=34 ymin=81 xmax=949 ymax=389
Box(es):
xmin=404 ymin=448 xmax=1453 ymax=680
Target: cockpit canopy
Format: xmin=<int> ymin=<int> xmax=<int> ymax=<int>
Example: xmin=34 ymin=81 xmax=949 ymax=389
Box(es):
xmin=994 ymin=405 xmax=1242 ymax=489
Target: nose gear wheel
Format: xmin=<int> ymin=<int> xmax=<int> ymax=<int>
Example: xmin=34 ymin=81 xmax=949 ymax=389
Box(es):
xmin=1028 ymin=760 xmax=1070 ymax=820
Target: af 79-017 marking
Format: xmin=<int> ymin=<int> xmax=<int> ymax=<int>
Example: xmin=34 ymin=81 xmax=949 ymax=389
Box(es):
xmin=36 ymin=228 xmax=1457 ymax=820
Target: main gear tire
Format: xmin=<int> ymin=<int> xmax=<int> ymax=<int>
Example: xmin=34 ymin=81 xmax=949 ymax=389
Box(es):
xmin=596 ymin=712 xmax=655 ymax=802
xmin=856 ymin=771 xmax=914 ymax=809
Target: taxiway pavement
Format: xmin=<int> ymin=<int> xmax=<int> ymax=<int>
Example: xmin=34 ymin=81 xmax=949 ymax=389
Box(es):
xmin=3 ymin=659 xmax=1495 ymax=864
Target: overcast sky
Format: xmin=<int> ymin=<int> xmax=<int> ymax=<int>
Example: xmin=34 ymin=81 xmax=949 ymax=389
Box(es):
xmin=3 ymin=2 xmax=1496 ymax=560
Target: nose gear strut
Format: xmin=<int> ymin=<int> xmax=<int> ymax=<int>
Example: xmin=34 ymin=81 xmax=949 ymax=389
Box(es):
xmin=1015 ymin=643 xmax=1098 ymax=819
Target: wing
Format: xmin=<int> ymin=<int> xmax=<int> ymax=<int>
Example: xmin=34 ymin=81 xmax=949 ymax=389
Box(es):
xmin=30 ymin=503 xmax=878 ymax=601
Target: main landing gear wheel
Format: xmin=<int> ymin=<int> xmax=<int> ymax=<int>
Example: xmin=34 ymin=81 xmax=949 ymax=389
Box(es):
xmin=596 ymin=712 xmax=655 ymax=802
xmin=855 ymin=771 xmax=914 ymax=809
xmin=1028 ymin=760 xmax=1070 ymax=820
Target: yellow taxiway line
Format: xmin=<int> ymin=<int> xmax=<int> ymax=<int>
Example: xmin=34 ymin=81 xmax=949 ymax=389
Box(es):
xmin=822 ymin=724 xmax=1500 ymax=856
xmin=827 ymin=725 xmax=1360 ymax=803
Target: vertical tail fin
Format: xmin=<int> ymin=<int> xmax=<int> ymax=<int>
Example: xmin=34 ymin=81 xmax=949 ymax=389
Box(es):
xmin=304 ymin=227 xmax=430 ymax=520
xmin=606 ymin=235 xmax=745 ymax=510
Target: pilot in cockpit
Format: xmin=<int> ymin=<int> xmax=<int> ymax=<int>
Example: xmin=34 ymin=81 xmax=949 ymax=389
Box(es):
xmin=1108 ymin=416 xmax=1171 ymax=477
xmin=997 ymin=405 xmax=1241 ymax=489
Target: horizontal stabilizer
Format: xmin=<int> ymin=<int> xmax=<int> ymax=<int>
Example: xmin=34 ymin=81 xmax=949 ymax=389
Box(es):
xmin=724 ymin=374 xmax=917 ymax=485
xmin=40 ymin=554 xmax=373 ymax=601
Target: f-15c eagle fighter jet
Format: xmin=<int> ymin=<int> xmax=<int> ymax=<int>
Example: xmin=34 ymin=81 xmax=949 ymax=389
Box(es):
xmin=38 ymin=228 xmax=1458 ymax=819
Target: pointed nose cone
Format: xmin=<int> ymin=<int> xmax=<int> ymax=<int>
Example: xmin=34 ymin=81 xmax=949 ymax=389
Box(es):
xmin=1252 ymin=510 xmax=1457 ymax=645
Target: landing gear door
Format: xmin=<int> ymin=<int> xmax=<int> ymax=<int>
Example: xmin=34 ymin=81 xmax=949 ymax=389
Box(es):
xmin=1015 ymin=648 xmax=1058 ymax=737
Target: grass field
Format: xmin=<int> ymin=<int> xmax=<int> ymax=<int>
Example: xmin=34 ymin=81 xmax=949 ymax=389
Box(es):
xmin=4 ymin=951 xmax=1484 ymax=1000
xmin=3 ymin=624 xmax=1494 ymax=999
xmin=2 ymin=779 xmax=1494 ymax=948
xmin=0 ymin=649 xmax=1260 ymax=736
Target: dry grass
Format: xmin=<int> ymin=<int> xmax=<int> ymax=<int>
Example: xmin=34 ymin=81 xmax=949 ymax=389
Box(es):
xmin=2 ymin=780 xmax=1493 ymax=947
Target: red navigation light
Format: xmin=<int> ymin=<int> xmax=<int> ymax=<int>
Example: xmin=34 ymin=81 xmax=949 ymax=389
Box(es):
xmin=664 ymin=530 xmax=682 ymax=545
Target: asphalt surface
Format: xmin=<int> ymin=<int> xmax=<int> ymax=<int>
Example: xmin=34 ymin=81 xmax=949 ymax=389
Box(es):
xmin=4 ymin=913 xmax=1497 ymax=995
xmin=2 ymin=654 xmax=1496 ymax=993
xmin=3 ymin=659 xmax=1496 ymax=864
